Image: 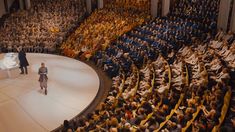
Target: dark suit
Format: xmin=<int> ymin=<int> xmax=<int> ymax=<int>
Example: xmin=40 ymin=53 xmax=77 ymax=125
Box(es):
xmin=18 ymin=50 xmax=29 ymax=74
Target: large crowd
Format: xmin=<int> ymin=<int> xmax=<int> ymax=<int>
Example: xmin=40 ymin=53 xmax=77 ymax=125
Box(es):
xmin=60 ymin=1 xmax=235 ymax=132
xmin=170 ymin=0 xmax=219 ymax=35
xmin=59 ymin=0 xmax=235 ymax=131
xmin=61 ymin=31 xmax=235 ymax=131
xmin=60 ymin=8 xmax=148 ymax=58
xmin=0 ymin=0 xmax=86 ymax=53
xmin=0 ymin=0 xmax=234 ymax=131
xmin=104 ymin=0 xmax=150 ymax=14
xmin=61 ymin=33 xmax=235 ymax=132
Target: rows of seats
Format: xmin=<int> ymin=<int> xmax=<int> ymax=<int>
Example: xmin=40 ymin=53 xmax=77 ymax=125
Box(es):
xmin=104 ymin=0 xmax=150 ymax=15
xmin=170 ymin=0 xmax=219 ymax=33
xmin=209 ymin=30 xmax=235 ymax=131
xmin=60 ymin=0 xmax=229 ymax=131
xmin=60 ymin=26 xmax=235 ymax=132
xmin=0 ymin=0 xmax=86 ymax=53
xmin=60 ymin=8 xmax=147 ymax=58
xmin=62 ymin=31 xmax=233 ymax=131
xmin=0 ymin=0 xmax=233 ymax=131
xmin=92 ymin=13 xmax=215 ymax=78
xmin=171 ymin=0 xmax=219 ymax=20
xmin=62 ymin=11 xmax=235 ymax=132
xmin=60 ymin=0 xmax=219 ymax=61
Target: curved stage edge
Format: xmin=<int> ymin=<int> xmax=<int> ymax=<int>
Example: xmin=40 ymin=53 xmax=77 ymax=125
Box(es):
xmin=0 ymin=53 xmax=100 ymax=132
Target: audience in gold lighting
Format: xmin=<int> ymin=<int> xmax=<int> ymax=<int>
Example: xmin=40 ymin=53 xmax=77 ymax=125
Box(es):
xmin=104 ymin=0 xmax=150 ymax=14
xmin=60 ymin=8 xmax=147 ymax=58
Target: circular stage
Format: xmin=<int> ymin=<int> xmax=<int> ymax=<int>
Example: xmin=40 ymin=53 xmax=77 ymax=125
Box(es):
xmin=0 ymin=53 xmax=100 ymax=132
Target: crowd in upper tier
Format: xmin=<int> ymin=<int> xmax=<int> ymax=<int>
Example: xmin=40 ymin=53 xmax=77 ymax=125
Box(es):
xmin=60 ymin=0 xmax=219 ymax=60
xmin=92 ymin=15 xmax=215 ymax=78
xmin=170 ymin=0 xmax=219 ymax=35
xmin=60 ymin=8 xmax=147 ymax=58
xmin=104 ymin=0 xmax=150 ymax=14
xmin=0 ymin=0 xmax=86 ymax=53
xmin=171 ymin=0 xmax=219 ymax=23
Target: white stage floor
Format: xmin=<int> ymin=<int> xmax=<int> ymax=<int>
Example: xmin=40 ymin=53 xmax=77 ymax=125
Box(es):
xmin=0 ymin=53 xmax=100 ymax=132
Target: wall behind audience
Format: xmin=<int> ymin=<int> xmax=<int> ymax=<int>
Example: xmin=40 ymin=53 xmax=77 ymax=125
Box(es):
xmin=0 ymin=0 xmax=6 ymax=17
xmin=7 ymin=0 xmax=14 ymax=9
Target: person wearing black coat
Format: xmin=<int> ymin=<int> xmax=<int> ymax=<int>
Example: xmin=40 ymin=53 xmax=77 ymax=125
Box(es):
xmin=18 ymin=49 xmax=29 ymax=74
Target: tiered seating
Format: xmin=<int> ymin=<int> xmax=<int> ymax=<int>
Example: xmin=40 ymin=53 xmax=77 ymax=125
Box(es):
xmin=127 ymin=17 xmax=205 ymax=55
xmin=0 ymin=0 xmax=86 ymax=53
xmin=171 ymin=0 xmax=219 ymax=30
xmin=70 ymin=29 xmax=235 ymax=131
xmin=208 ymin=31 xmax=235 ymax=131
xmin=104 ymin=0 xmax=150 ymax=14
xmin=0 ymin=0 xmax=230 ymax=131
xmin=60 ymin=8 xmax=146 ymax=58
xmin=60 ymin=0 xmax=226 ymax=130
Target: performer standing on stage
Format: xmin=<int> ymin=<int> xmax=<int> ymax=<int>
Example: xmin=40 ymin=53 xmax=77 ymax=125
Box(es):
xmin=18 ymin=48 xmax=29 ymax=74
xmin=38 ymin=63 xmax=48 ymax=95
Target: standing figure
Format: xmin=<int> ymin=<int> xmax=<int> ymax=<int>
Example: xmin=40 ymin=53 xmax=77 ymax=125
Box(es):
xmin=38 ymin=63 xmax=48 ymax=95
xmin=18 ymin=48 xmax=29 ymax=74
